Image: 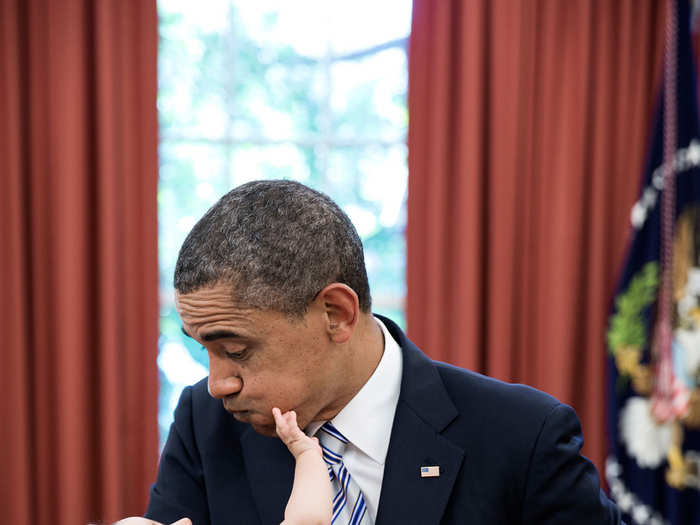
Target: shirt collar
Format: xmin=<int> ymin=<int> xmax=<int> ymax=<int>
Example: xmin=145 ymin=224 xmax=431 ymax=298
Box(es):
xmin=306 ymin=317 xmax=403 ymax=465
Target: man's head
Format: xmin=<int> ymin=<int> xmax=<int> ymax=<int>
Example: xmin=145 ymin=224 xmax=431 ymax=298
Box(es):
xmin=174 ymin=179 xmax=371 ymax=316
xmin=173 ymin=181 xmax=379 ymax=435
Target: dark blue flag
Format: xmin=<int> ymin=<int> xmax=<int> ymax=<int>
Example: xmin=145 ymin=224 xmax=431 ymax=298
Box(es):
xmin=606 ymin=1 xmax=700 ymax=524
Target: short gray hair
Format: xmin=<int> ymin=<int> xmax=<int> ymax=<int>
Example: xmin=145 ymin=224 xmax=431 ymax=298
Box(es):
xmin=174 ymin=180 xmax=372 ymax=316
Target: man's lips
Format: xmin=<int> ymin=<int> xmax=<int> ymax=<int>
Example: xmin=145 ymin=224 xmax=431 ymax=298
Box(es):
xmin=225 ymin=405 xmax=257 ymax=419
xmin=223 ymin=399 xmax=247 ymax=414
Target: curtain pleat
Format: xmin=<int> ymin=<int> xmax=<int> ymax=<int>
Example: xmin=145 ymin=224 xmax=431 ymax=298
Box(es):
xmin=407 ymin=0 xmax=666 ymax=478
xmin=0 ymin=1 xmax=159 ymax=523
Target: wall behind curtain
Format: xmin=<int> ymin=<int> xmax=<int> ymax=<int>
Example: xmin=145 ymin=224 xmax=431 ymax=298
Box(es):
xmin=407 ymin=0 xmax=666 ymax=479
xmin=0 ymin=1 xmax=159 ymax=523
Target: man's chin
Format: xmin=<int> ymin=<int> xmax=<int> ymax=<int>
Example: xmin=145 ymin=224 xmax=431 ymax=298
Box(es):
xmin=227 ymin=410 xmax=276 ymax=436
xmin=250 ymin=423 xmax=277 ymax=437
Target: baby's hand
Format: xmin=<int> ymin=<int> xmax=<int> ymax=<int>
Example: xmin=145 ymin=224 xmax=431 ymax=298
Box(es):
xmin=273 ymin=407 xmax=322 ymax=459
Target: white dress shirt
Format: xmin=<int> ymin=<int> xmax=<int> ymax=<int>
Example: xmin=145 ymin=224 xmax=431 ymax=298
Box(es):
xmin=305 ymin=317 xmax=403 ymax=521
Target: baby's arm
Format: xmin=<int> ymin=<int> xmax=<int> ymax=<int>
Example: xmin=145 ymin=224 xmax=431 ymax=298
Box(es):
xmin=273 ymin=408 xmax=332 ymax=525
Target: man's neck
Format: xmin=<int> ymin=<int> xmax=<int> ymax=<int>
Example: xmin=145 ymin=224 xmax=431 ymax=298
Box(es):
xmin=353 ymin=314 xmax=385 ymax=386
xmin=321 ymin=314 xmax=385 ymax=421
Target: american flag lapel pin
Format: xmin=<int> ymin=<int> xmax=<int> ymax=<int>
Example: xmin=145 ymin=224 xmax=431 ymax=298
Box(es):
xmin=420 ymin=465 xmax=440 ymax=478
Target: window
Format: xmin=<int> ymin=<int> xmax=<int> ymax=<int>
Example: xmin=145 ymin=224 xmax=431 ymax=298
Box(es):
xmin=157 ymin=0 xmax=412 ymax=445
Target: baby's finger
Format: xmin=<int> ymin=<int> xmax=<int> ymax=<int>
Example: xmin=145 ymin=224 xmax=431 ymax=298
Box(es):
xmin=272 ymin=407 xmax=286 ymax=430
xmin=287 ymin=410 xmax=298 ymax=427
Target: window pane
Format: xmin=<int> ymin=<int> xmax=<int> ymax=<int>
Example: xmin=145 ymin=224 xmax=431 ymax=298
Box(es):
xmin=159 ymin=0 xmax=232 ymax=140
xmin=230 ymin=63 xmax=325 ymax=141
xmin=326 ymin=145 xmax=407 ymax=324
xmin=324 ymin=0 xmax=412 ymax=55
xmin=229 ymin=144 xmax=318 ymax=185
xmin=158 ymin=142 xmax=230 ymax=283
xmin=233 ymin=0 xmax=411 ymax=58
xmin=157 ymin=0 xmax=411 ymax=448
xmin=331 ymin=47 xmax=408 ymax=141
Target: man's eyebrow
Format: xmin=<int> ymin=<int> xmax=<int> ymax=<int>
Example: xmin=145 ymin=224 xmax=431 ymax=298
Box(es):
xmin=180 ymin=326 xmax=243 ymax=342
xmin=201 ymin=330 xmax=243 ymax=342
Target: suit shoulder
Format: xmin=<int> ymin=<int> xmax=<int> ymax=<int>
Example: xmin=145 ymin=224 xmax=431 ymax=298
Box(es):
xmin=190 ymin=376 xmax=213 ymax=406
xmin=434 ymin=361 xmax=561 ymax=412
xmin=432 ymin=360 xmax=563 ymax=425
xmin=172 ymin=377 xmax=211 ymax=421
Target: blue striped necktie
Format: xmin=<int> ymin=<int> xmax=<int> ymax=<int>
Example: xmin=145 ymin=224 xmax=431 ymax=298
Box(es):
xmin=318 ymin=422 xmax=372 ymax=525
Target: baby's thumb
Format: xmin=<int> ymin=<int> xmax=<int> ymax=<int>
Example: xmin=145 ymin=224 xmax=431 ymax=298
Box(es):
xmin=170 ymin=519 xmax=192 ymax=525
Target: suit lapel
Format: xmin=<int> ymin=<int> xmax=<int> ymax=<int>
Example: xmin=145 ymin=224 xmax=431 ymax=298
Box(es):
xmin=375 ymin=316 xmax=465 ymax=525
xmin=375 ymin=402 xmax=464 ymax=525
xmin=241 ymin=427 xmax=295 ymax=525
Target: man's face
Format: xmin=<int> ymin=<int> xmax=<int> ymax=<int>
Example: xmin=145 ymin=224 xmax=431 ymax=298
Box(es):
xmin=175 ymin=283 xmax=340 ymax=436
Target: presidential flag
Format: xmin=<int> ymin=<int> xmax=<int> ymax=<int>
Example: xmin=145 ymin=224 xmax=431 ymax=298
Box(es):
xmin=606 ymin=1 xmax=700 ymax=524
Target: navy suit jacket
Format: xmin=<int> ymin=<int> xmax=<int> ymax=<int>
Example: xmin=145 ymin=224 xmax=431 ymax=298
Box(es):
xmin=146 ymin=315 xmax=623 ymax=524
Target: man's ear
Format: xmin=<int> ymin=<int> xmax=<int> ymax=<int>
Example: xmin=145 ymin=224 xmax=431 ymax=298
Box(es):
xmin=316 ymin=283 xmax=360 ymax=343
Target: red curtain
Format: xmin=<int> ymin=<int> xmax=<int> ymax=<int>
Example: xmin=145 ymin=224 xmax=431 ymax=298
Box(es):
xmin=407 ymin=0 xmax=666 ymax=479
xmin=0 ymin=1 xmax=159 ymax=524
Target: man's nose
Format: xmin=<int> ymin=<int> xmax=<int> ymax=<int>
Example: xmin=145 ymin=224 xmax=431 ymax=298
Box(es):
xmin=207 ymin=355 xmax=243 ymax=399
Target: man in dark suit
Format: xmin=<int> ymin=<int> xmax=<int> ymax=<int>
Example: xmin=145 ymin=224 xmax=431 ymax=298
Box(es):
xmin=136 ymin=180 xmax=623 ymax=524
